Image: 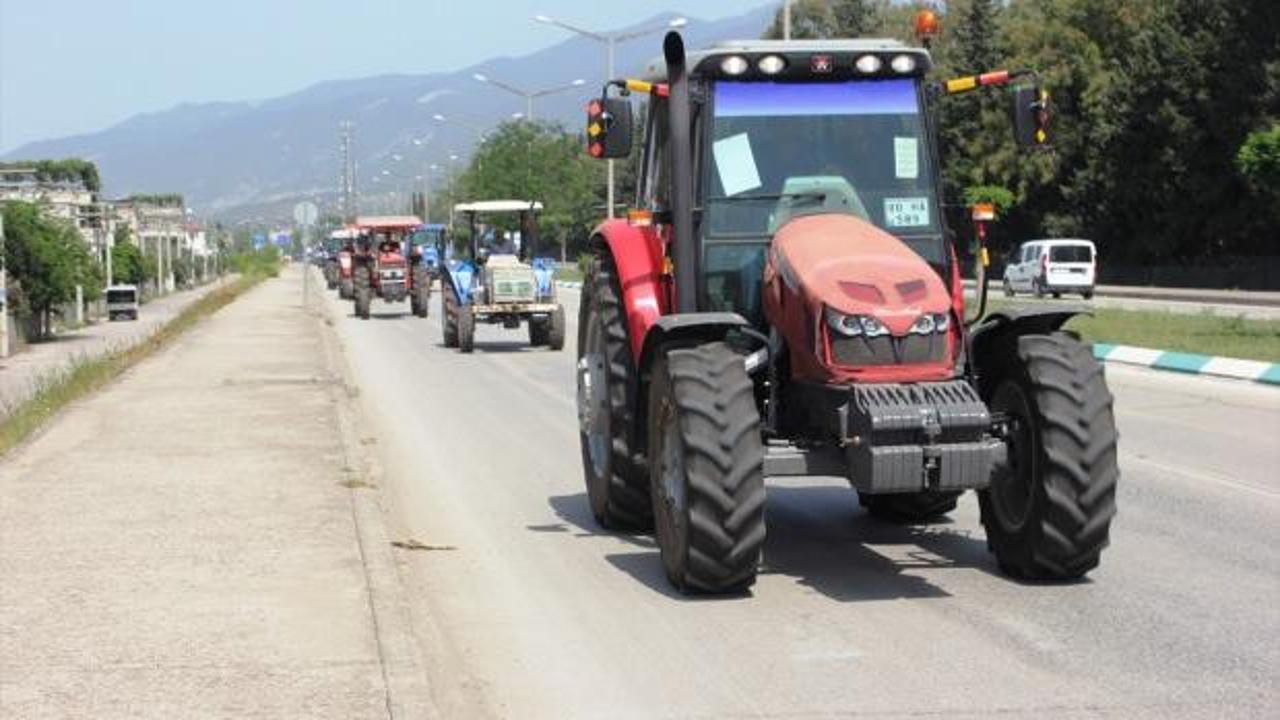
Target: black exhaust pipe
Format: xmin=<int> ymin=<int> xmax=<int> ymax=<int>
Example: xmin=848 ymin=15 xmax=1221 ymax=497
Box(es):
xmin=664 ymin=31 xmax=698 ymax=314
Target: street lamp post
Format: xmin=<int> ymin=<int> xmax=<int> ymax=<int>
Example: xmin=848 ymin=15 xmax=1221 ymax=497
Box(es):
xmin=535 ymin=14 xmax=688 ymax=217
xmin=472 ymin=74 xmax=585 ymax=122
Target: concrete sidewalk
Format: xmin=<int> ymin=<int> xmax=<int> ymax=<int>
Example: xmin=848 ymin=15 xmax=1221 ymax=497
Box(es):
xmin=0 ymin=279 xmax=231 ymax=416
xmin=0 ymin=268 xmax=431 ymax=717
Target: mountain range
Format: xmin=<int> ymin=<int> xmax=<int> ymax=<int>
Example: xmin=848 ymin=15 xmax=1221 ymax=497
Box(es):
xmin=1 ymin=5 xmax=776 ymax=220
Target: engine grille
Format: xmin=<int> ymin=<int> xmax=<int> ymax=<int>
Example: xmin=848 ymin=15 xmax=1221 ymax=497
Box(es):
xmin=831 ymin=332 xmax=946 ymax=367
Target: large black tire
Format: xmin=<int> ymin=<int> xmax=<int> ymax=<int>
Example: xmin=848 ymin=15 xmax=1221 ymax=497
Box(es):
xmin=859 ymin=490 xmax=962 ymax=523
xmin=979 ymin=332 xmax=1119 ymax=580
xmin=411 ymin=266 xmax=430 ymax=318
xmin=547 ymin=305 xmax=565 ymax=351
xmin=442 ymin=285 xmax=458 ymax=347
xmin=528 ymin=317 xmax=549 ymax=346
xmin=353 ymin=267 xmax=372 ymax=319
xmin=577 ymin=253 xmax=651 ymax=530
xmin=648 ymin=342 xmax=766 ymax=593
xmin=457 ymin=305 xmax=475 ymax=353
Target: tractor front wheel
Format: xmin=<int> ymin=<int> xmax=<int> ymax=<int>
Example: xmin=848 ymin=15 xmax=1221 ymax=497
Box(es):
xmin=411 ymin=266 xmax=430 ymax=318
xmin=979 ymin=332 xmax=1119 ymax=580
xmin=577 ymin=253 xmax=651 ymax=531
xmin=859 ymin=490 xmax=961 ymax=523
xmin=353 ymin=268 xmax=372 ymax=319
xmin=648 ymin=342 xmax=766 ymax=594
xmin=457 ymin=305 xmax=475 ymax=353
xmin=442 ymin=286 xmax=458 ymax=347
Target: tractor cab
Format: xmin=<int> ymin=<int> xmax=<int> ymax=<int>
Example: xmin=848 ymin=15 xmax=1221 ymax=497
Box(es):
xmin=330 ymin=227 xmax=360 ymax=297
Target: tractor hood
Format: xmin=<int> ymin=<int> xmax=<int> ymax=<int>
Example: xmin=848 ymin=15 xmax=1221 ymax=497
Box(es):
xmin=768 ymin=214 xmax=950 ymax=333
xmin=764 ymin=213 xmax=956 ymax=384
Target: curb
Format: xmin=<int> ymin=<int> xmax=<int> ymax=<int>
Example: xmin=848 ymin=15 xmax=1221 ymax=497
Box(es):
xmin=1094 ymin=343 xmax=1280 ymax=385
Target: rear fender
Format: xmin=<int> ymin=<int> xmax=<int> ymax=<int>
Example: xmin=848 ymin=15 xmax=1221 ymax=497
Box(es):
xmin=970 ymin=306 xmax=1089 ymax=396
xmin=632 ymin=312 xmax=750 ymax=451
xmin=593 ymin=219 xmax=667 ymax=361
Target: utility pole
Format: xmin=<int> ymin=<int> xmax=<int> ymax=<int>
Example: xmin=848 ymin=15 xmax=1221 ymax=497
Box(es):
xmin=340 ymin=121 xmax=356 ymax=223
xmin=784 ymin=0 xmax=793 ymax=40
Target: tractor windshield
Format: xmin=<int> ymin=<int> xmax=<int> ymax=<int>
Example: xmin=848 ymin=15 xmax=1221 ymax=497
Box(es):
xmin=705 ymin=79 xmax=940 ymax=243
xmin=698 ymin=78 xmax=944 ymax=321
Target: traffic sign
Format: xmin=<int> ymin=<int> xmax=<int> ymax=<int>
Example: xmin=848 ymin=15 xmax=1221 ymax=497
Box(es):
xmin=293 ymin=201 xmax=319 ymax=227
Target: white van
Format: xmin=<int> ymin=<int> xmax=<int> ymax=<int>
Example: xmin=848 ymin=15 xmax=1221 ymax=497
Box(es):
xmin=1003 ymin=239 xmax=1096 ymax=299
xmin=105 ymin=284 xmax=139 ymax=321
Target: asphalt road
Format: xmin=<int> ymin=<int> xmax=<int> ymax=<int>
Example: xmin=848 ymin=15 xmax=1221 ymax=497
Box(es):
xmin=320 ymin=276 xmax=1280 ymax=719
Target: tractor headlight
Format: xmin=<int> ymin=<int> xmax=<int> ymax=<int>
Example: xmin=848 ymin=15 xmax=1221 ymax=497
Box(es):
xmin=720 ymin=55 xmax=749 ymax=76
xmin=891 ymin=54 xmax=918 ymax=74
xmin=757 ymin=55 xmax=787 ymax=75
xmin=908 ymin=312 xmax=951 ymax=335
xmin=855 ymin=54 xmax=883 ymax=74
xmin=826 ymin=308 xmax=890 ymax=338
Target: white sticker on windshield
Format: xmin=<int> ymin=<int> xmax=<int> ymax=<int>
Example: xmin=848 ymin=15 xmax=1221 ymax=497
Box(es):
xmin=894 ymin=137 xmax=918 ymax=179
xmin=712 ymin=133 xmax=763 ymax=197
xmin=884 ymin=197 xmax=930 ymax=227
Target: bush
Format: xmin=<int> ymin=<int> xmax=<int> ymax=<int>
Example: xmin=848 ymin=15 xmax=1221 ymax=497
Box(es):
xmin=228 ymin=246 xmax=281 ymax=278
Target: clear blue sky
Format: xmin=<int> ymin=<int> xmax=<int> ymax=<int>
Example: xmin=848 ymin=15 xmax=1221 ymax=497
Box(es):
xmin=0 ymin=0 xmax=760 ymax=153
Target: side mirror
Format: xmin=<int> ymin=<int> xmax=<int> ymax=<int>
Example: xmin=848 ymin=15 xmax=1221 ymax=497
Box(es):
xmin=1012 ymin=84 xmax=1052 ymax=149
xmin=586 ymin=97 xmax=633 ymax=159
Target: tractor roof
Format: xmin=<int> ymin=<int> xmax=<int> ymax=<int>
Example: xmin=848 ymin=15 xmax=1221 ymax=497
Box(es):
xmin=355 ymin=215 xmax=422 ymax=230
xmin=640 ymin=38 xmax=929 ymax=82
xmin=330 ymin=228 xmax=361 ymax=240
xmin=453 ymin=200 xmax=543 ymax=214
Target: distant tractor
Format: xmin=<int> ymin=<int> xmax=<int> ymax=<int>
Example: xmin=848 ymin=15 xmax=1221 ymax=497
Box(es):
xmin=411 ymin=223 xmax=449 ymax=281
xmin=325 ymin=228 xmax=357 ymax=291
xmin=335 ymin=228 xmax=358 ymax=299
xmin=574 ymin=27 xmax=1118 ymax=594
xmin=439 ymin=201 xmax=564 ymax=353
xmin=350 ymin=216 xmax=432 ymax=320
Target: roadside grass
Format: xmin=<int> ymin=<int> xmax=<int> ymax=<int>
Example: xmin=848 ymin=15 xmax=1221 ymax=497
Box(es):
xmin=553 ymin=265 xmax=584 ymax=283
xmin=986 ymin=299 xmax=1280 ymax=362
xmin=0 ymin=273 xmax=267 ymax=457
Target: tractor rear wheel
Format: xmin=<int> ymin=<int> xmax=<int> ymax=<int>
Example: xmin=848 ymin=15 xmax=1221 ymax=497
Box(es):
xmin=411 ymin=266 xmax=430 ymax=318
xmin=577 ymin=253 xmax=651 ymax=531
xmin=442 ymin=285 xmax=458 ymax=347
xmin=457 ymin=305 xmax=475 ymax=353
xmin=353 ymin=267 xmax=372 ymax=319
xmin=528 ymin=317 xmax=549 ymax=346
xmin=979 ymin=332 xmax=1119 ymax=580
xmin=547 ymin=305 xmax=565 ymax=351
xmin=648 ymin=342 xmax=765 ymax=593
xmin=859 ymin=490 xmax=961 ymax=523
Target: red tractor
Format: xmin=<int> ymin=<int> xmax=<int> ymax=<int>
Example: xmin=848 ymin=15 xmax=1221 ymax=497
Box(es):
xmin=331 ymin=227 xmax=359 ymax=298
xmin=575 ymin=29 xmax=1118 ymax=594
xmin=350 ymin=216 xmax=432 ymax=320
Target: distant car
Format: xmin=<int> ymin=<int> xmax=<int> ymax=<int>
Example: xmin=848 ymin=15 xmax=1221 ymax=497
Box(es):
xmin=105 ymin=284 xmax=140 ymax=321
xmin=1003 ymin=239 xmax=1096 ymax=299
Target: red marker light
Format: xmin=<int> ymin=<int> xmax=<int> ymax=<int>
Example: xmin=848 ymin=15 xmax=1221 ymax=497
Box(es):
xmin=589 ymin=143 xmax=603 ymax=157
xmin=587 ymin=100 xmax=602 ymax=115
xmin=811 ymin=55 xmax=834 ymax=74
